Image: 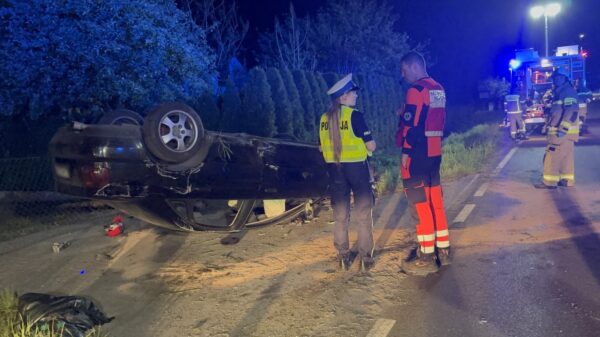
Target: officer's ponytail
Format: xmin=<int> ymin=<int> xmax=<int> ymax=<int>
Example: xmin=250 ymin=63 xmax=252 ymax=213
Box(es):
xmin=327 ymin=99 xmax=343 ymax=164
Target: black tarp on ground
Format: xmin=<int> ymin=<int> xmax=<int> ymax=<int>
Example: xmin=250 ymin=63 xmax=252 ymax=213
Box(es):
xmin=18 ymin=293 xmax=113 ymax=337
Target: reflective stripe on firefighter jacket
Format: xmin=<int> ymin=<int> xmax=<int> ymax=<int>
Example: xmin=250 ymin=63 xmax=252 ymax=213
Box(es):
xmin=319 ymin=106 xmax=368 ymax=163
xmin=401 ymin=77 xmax=446 ymax=158
xmin=504 ymin=94 xmax=522 ymax=113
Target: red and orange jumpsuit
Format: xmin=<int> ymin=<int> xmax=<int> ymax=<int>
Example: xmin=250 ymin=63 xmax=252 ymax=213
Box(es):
xmin=398 ymin=77 xmax=450 ymax=254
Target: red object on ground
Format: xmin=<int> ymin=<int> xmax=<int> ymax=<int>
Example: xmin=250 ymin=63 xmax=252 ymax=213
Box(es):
xmin=105 ymin=215 xmax=124 ymax=237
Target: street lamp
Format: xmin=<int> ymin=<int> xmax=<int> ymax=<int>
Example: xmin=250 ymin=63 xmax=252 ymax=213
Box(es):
xmin=530 ymin=3 xmax=562 ymax=57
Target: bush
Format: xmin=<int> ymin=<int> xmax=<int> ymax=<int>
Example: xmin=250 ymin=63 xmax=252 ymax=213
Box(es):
xmin=0 ymin=0 xmax=215 ymax=121
xmin=372 ymin=124 xmax=500 ymax=195
xmin=446 ymin=104 xmax=504 ymax=134
xmin=239 ymin=67 xmax=276 ymax=137
xmin=370 ymin=154 xmax=401 ymax=195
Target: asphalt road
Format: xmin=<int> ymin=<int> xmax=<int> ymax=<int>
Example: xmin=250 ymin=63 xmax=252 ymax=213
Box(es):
xmin=384 ymin=110 xmax=600 ymax=336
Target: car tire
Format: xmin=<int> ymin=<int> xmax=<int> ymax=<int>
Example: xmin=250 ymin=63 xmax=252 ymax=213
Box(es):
xmin=97 ymin=109 xmax=144 ymax=125
xmin=143 ymin=102 xmax=205 ymax=163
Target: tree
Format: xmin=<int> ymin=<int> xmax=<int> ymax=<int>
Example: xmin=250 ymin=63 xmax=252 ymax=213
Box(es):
xmin=315 ymin=72 xmax=333 ymax=115
xmin=353 ymin=74 xmax=370 ymax=116
xmin=322 ymin=72 xmax=340 ymax=88
xmin=196 ymin=91 xmax=220 ymax=130
xmin=305 ymin=71 xmax=326 ymax=126
xmin=280 ymin=68 xmax=306 ymax=141
xmin=220 ymin=78 xmax=242 ymax=132
xmin=265 ymin=68 xmax=293 ymax=136
xmin=0 ymin=0 xmax=215 ymax=120
xmin=180 ymin=0 xmax=249 ymax=82
xmin=293 ymin=70 xmax=317 ymax=142
xmin=313 ymin=0 xmax=412 ymax=76
xmin=257 ymin=4 xmax=317 ymax=71
xmin=240 ymin=67 xmax=276 ymax=137
xmin=478 ymin=77 xmax=510 ymax=110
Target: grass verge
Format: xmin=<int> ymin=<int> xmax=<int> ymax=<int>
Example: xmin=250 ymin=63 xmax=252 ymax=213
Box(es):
xmin=0 ymin=290 xmax=107 ymax=337
xmin=371 ymin=123 xmax=500 ymax=195
xmin=440 ymin=124 xmax=500 ymax=179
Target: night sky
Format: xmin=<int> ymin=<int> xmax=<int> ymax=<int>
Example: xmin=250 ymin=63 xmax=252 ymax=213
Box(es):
xmin=236 ymin=0 xmax=600 ymax=104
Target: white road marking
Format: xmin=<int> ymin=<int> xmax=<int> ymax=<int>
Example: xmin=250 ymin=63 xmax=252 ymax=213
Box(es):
xmin=366 ymin=319 xmax=396 ymax=337
xmin=453 ymin=204 xmax=476 ymax=223
xmin=474 ymin=182 xmax=489 ymax=197
xmin=492 ymin=147 xmax=518 ymax=176
xmin=446 ymin=174 xmax=479 ymax=211
xmin=463 ymin=173 xmax=480 ymax=193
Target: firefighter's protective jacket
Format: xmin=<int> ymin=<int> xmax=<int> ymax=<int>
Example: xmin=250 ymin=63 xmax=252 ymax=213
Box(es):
xmin=547 ymin=84 xmax=579 ymax=143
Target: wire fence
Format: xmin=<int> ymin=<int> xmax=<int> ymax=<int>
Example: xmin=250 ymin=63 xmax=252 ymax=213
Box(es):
xmin=0 ymin=156 xmax=115 ymax=242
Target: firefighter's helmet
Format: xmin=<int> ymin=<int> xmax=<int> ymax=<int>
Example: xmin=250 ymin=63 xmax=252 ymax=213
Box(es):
xmin=550 ymin=68 xmax=569 ymax=80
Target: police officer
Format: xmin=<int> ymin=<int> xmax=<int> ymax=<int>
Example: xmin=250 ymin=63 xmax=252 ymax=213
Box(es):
xmin=319 ymin=74 xmax=376 ymax=272
xmin=535 ymin=69 xmax=579 ymax=189
xmin=504 ymin=92 xmax=527 ymax=140
xmin=397 ymin=51 xmax=450 ymax=276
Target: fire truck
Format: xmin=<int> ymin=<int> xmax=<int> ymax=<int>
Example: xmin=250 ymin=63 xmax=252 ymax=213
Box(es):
xmin=508 ymin=45 xmax=587 ymax=132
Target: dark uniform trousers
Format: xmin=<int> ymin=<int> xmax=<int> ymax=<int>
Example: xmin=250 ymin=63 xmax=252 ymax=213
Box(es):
xmin=328 ymin=161 xmax=374 ymax=261
xmin=401 ymin=154 xmax=449 ymax=254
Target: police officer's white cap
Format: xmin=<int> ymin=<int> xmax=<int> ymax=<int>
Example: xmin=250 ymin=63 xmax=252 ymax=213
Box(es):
xmin=327 ymin=74 xmax=359 ymax=99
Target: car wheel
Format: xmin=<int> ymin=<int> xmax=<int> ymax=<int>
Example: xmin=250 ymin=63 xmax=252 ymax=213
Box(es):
xmin=97 ymin=109 xmax=144 ymax=125
xmin=143 ymin=102 xmax=205 ymax=163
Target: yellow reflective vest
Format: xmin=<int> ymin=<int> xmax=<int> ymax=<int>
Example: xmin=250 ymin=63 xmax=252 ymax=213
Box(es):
xmin=319 ymin=106 xmax=368 ymax=163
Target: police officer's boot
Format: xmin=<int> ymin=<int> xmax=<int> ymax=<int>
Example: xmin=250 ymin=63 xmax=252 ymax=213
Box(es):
xmin=338 ymin=253 xmax=352 ymax=271
xmin=360 ymin=257 xmax=375 ymax=272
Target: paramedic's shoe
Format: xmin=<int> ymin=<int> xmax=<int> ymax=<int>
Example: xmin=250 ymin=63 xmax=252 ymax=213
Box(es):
xmin=401 ymin=251 xmax=438 ymax=276
xmin=436 ymin=247 xmax=452 ymax=266
xmin=534 ymin=183 xmax=557 ymax=189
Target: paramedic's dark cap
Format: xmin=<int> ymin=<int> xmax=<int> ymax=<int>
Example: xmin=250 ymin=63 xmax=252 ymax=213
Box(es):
xmin=327 ymin=74 xmax=359 ymax=99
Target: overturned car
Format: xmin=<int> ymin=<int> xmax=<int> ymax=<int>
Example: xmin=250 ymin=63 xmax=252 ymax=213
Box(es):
xmin=49 ymin=102 xmax=330 ymax=231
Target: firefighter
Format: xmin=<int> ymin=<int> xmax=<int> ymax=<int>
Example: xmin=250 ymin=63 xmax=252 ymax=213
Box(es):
xmin=535 ymin=69 xmax=579 ymax=189
xmin=504 ymin=92 xmax=527 ymax=140
xmin=319 ymin=74 xmax=376 ymax=272
xmin=397 ymin=51 xmax=450 ymax=275
xmin=577 ymin=85 xmax=593 ymax=135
